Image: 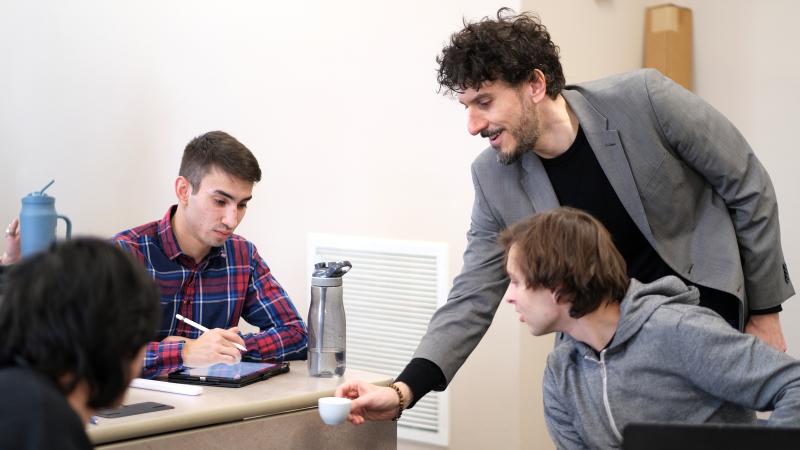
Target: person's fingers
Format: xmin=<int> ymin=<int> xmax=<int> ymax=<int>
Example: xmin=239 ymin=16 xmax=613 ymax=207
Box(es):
xmin=216 ymin=355 xmax=239 ymax=366
xmin=219 ymin=353 xmax=241 ymax=364
xmin=219 ymin=328 xmax=246 ymax=346
xmin=212 ymin=328 xmax=245 ymax=346
xmin=334 ymin=384 xmax=350 ymax=398
xmin=346 ymin=410 xmax=364 ymax=425
xmin=336 ymin=382 xmax=361 ymax=398
xmin=349 ymin=394 xmax=375 ymax=414
xmin=6 ymin=219 xmax=19 ymax=237
xmin=216 ymin=343 xmax=242 ymax=362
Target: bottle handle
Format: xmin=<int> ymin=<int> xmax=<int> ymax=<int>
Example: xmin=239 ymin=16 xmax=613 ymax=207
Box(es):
xmin=58 ymin=215 xmax=72 ymax=239
xmin=324 ymin=260 xmax=352 ymax=277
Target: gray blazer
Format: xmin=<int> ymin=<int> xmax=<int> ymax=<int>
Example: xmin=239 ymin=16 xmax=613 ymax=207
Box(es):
xmin=414 ymin=69 xmax=794 ymax=385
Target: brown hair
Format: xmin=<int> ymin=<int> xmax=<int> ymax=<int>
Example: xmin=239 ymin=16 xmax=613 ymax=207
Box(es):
xmin=180 ymin=131 xmax=261 ymax=191
xmin=500 ymin=207 xmax=629 ymax=318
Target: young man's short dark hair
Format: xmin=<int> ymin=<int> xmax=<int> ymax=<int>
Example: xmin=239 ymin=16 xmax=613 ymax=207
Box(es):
xmin=179 ymin=130 xmax=262 ymax=191
xmin=436 ymin=7 xmax=565 ymax=98
xmin=0 ymin=238 xmax=160 ymax=408
xmin=500 ymin=207 xmax=630 ymax=318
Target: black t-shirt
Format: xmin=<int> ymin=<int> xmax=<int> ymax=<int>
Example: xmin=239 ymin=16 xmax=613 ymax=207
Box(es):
xmin=540 ymin=126 xmax=674 ymax=284
xmin=0 ymin=366 xmax=92 ymax=450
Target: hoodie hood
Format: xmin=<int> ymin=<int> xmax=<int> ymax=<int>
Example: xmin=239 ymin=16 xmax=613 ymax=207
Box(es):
xmin=611 ymin=276 xmax=699 ymax=348
xmin=562 ymin=276 xmax=699 ymax=359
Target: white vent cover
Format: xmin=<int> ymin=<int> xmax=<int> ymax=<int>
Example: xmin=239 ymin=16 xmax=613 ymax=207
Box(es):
xmin=308 ymin=233 xmax=449 ymax=446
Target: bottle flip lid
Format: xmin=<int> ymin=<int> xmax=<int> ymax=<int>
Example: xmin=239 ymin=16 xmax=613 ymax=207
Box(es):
xmin=312 ymin=261 xmax=352 ymax=278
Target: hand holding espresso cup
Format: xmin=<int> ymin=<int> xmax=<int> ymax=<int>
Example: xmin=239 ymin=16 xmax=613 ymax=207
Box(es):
xmin=334 ymin=380 xmax=410 ymax=425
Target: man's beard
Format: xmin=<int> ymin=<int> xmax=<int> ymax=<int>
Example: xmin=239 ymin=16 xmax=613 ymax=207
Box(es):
xmin=496 ymin=102 xmax=540 ymax=165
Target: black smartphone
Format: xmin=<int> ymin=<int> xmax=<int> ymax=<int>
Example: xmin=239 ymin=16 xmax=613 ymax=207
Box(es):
xmin=95 ymin=401 xmax=174 ymax=418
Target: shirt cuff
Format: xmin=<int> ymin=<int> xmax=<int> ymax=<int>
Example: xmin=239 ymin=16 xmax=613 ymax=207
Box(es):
xmin=158 ymin=340 xmax=186 ymax=373
xmin=395 ymin=358 xmax=446 ymax=409
xmin=749 ymin=305 xmax=783 ymax=315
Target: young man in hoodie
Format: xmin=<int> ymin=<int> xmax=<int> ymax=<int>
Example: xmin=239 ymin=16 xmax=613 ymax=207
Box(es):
xmin=501 ymin=207 xmax=800 ymax=449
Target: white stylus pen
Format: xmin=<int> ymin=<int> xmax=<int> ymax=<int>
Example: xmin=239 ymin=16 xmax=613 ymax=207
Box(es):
xmin=175 ymin=313 xmax=247 ymax=352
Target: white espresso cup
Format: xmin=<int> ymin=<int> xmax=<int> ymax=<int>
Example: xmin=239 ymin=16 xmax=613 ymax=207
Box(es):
xmin=318 ymin=397 xmax=352 ymax=425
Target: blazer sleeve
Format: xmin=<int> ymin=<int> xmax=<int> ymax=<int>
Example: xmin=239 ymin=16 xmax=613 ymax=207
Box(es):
xmin=410 ymin=162 xmax=510 ymax=385
xmin=643 ymin=69 xmax=794 ymax=310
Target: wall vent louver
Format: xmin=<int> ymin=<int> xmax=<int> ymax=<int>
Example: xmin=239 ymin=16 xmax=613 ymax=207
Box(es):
xmin=308 ymin=233 xmax=449 ymax=446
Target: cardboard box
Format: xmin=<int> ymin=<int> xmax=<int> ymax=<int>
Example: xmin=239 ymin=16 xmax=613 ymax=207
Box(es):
xmin=644 ymin=4 xmax=693 ymax=91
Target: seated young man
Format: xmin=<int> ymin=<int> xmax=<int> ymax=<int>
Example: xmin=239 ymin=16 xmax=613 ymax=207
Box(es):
xmin=0 ymin=238 xmax=160 ymax=449
xmin=500 ymin=207 xmax=800 ymax=449
xmin=113 ymin=131 xmax=307 ymax=378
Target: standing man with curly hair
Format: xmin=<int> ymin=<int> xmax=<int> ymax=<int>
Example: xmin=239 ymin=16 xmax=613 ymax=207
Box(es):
xmin=337 ymin=8 xmax=793 ymax=421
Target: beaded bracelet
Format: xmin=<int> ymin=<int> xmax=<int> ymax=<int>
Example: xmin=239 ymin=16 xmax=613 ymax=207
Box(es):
xmin=389 ymin=383 xmax=405 ymax=421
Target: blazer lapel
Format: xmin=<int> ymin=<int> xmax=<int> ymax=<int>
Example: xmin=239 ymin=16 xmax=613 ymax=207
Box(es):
xmin=519 ymin=152 xmax=559 ymax=212
xmin=561 ymin=89 xmax=655 ymax=242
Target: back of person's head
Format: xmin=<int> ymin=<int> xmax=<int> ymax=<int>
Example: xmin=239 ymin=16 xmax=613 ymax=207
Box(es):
xmin=437 ymin=7 xmax=565 ymax=98
xmin=500 ymin=207 xmax=629 ymax=318
xmin=179 ymin=130 xmax=262 ymax=192
xmin=0 ymin=238 xmax=160 ymax=409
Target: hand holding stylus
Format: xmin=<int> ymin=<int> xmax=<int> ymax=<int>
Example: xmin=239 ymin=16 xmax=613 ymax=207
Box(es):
xmin=173 ymin=314 xmax=247 ymax=367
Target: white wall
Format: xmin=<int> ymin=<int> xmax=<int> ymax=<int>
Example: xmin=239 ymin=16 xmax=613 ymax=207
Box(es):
xmin=0 ymin=0 xmax=501 ymax=302
xmin=1 ymin=2 xmax=798 ymax=450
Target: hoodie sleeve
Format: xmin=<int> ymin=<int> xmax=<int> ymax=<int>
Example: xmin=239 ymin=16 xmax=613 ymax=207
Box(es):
xmin=543 ymin=364 xmax=591 ymax=449
xmin=668 ymin=307 xmax=800 ymax=426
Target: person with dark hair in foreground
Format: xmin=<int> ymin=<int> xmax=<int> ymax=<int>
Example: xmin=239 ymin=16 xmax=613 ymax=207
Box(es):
xmin=336 ymin=7 xmax=793 ymax=423
xmin=0 ymin=238 xmax=160 ymax=449
xmin=502 ymin=208 xmax=800 ymax=448
xmin=113 ymin=131 xmax=307 ymax=378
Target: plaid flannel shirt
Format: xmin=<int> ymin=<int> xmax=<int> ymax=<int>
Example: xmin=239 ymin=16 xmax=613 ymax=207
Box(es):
xmin=113 ymin=206 xmax=307 ymax=378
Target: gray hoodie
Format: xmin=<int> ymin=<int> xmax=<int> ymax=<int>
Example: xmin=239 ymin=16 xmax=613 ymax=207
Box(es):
xmin=543 ymin=276 xmax=800 ymax=449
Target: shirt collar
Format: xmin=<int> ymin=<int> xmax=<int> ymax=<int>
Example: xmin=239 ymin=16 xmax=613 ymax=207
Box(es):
xmin=157 ymin=205 xmax=227 ymax=263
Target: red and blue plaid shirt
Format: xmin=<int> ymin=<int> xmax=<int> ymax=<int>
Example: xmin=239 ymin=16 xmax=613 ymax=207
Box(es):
xmin=113 ymin=206 xmax=307 ymax=378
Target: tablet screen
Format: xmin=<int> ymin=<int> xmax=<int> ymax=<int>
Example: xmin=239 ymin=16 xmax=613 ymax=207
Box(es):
xmin=181 ymin=361 xmax=279 ymax=380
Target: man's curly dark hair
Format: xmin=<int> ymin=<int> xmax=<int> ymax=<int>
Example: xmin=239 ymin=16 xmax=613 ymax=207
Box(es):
xmin=437 ymin=8 xmax=565 ymax=98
